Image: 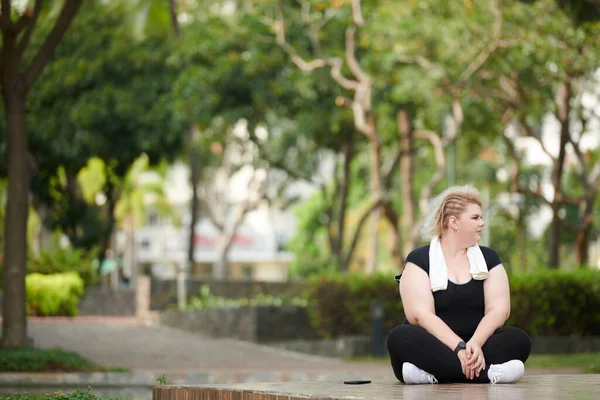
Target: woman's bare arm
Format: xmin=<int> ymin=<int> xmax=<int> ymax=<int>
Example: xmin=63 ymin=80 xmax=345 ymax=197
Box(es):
xmin=470 ymin=265 xmax=511 ymax=346
xmin=400 ymin=262 xmax=464 ymax=351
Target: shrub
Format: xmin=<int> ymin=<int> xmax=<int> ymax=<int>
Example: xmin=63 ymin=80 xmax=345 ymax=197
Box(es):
xmin=26 ymin=272 xmax=84 ymax=316
xmin=507 ymin=269 xmax=600 ymax=336
xmin=27 ymin=247 xmax=99 ymax=287
xmin=305 ymin=272 xmax=404 ymax=338
xmin=305 ymin=269 xmax=600 ymax=338
xmin=0 ymin=348 xmax=104 ymax=372
xmin=0 ymin=247 xmax=99 ymax=289
xmin=0 ymin=387 xmax=119 ymax=400
xmin=186 ymin=285 xmax=308 ymax=309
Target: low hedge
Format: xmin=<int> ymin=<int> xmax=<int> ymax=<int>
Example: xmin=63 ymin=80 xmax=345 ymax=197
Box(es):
xmin=305 ymin=269 xmax=600 ymax=338
xmin=26 ymin=272 xmax=84 ymax=316
xmin=508 ymin=269 xmax=600 ymax=336
xmin=305 ymin=272 xmax=404 ymax=338
xmin=0 ymin=347 xmax=109 ymax=372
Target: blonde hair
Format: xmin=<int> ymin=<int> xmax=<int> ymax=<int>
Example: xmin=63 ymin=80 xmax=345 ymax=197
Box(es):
xmin=421 ymin=185 xmax=482 ymax=240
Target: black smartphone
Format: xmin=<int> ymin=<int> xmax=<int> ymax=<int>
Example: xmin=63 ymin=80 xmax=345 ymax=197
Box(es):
xmin=343 ymin=380 xmax=371 ymax=385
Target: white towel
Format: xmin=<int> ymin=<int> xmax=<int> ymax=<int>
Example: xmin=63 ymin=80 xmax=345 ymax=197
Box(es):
xmin=428 ymin=236 xmax=489 ymax=292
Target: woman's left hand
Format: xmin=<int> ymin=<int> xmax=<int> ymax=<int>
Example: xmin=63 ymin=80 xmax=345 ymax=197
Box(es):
xmin=466 ymin=339 xmax=486 ymax=379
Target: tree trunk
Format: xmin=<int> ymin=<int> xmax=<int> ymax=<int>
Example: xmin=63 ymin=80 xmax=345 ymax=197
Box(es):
xmin=574 ymin=223 xmax=591 ymax=267
xmin=335 ymin=139 xmax=353 ymax=271
xmin=212 ymin=201 xmax=255 ymax=279
xmin=187 ymin=147 xmax=200 ymax=272
xmin=168 ymin=0 xmax=179 ymax=37
xmin=98 ymin=179 xmax=117 ymax=268
xmin=1 ymin=84 xmax=30 ymax=348
xmin=36 ymin=204 xmax=54 ymax=252
xmin=1 ymin=0 xmax=83 ymax=348
xmin=398 ymin=110 xmax=415 ymax=259
xmin=574 ymin=195 xmax=594 ymax=266
xmin=213 ymin=233 xmax=234 ymax=280
xmin=548 ymin=81 xmax=571 ymax=268
xmin=365 ymin=129 xmax=382 ymax=274
xmin=126 ymin=214 xmax=136 ymax=286
xmin=517 ymin=207 xmax=527 ymax=273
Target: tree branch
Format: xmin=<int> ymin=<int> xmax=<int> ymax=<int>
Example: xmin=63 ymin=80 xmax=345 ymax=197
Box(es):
xmin=342 ymin=197 xmax=382 ymax=267
xmin=501 ymin=119 xmax=554 ymax=206
xmin=0 ymin=0 xmax=11 ymax=29
xmin=382 ymin=148 xmax=403 ymax=188
xmin=15 ymin=0 xmax=42 ymax=62
xmin=395 ymin=53 xmax=445 ymax=73
xmin=25 ymin=0 xmax=83 ymax=89
xmin=328 ymin=57 xmax=360 ymax=90
xmin=351 ymin=0 xmax=364 ymax=26
xmin=322 ymin=176 xmax=337 ymax=255
xmin=345 ymin=25 xmax=369 ymax=84
xmin=456 ymin=1 xmax=516 ymax=90
xmin=263 ymin=13 xmax=359 ymax=92
xmin=202 ymin=200 xmax=224 ymax=232
xmin=248 ymin=128 xmax=318 ymax=185
xmin=516 ymin=113 xmax=556 ymax=162
xmin=567 ymin=133 xmax=589 ymax=189
xmin=413 ymin=129 xmax=447 ymax=214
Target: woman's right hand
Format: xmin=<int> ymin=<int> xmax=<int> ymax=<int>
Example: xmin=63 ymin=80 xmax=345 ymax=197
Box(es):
xmin=457 ymin=350 xmax=472 ymax=379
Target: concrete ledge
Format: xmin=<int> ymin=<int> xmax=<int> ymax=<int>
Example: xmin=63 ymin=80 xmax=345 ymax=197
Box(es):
xmin=270 ymin=336 xmax=370 ymax=358
xmin=0 ymin=368 xmax=588 ymax=393
xmin=151 ymin=375 xmax=600 ymax=400
xmin=0 ymin=366 xmax=396 ymax=389
xmin=271 ymin=335 xmax=600 ymax=358
xmin=0 ymin=372 xmax=155 ymax=388
xmin=160 ymin=306 xmax=320 ymax=343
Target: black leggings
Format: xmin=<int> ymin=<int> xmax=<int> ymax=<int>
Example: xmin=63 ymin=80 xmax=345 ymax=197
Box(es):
xmin=386 ymin=325 xmax=531 ymax=384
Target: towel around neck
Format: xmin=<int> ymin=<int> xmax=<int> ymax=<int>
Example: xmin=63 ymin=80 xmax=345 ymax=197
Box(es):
xmin=428 ymin=236 xmax=489 ymax=292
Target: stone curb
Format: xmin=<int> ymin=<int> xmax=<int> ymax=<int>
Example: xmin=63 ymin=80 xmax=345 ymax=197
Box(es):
xmin=0 ymin=372 xmax=156 ymax=388
xmin=0 ymin=368 xmax=396 ymax=388
xmin=0 ymin=367 xmax=584 ymax=389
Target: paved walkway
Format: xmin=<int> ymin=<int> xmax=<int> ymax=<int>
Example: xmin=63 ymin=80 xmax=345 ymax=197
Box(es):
xmin=2 ymin=318 xmax=584 ymax=383
xmin=24 ymin=317 xmax=395 ymax=382
xmin=3 ymin=317 xmax=597 ymax=400
xmin=159 ymin=376 xmax=600 ymax=400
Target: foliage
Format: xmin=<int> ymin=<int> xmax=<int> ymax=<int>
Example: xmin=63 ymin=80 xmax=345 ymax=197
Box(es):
xmin=0 ymin=388 xmax=120 ymax=400
xmin=0 ymin=247 xmax=98 ymax=289
xmin=25 ymin=273 xmax=84 ymax=317
xmin=0 ymin=348 xmax=116 ymax=373
xmin=508 ymin=269 xmax=600 ymax=336
xmin=27 ymin=247 xmax=99 ymax=287
xmin=305 ymin=270 xmax=600 ymax=338
xmin=286 ymin=193 xmax=339 ymax=279
xmin=17 ymin=0 xmax=183 ymax=252
xmin=186 ymin=285 xmax=307 ymax=309
xmin=305 ymin=272 xmax=405 ymax=338
xmin=156 ymin=374 xmax=168 ymax=385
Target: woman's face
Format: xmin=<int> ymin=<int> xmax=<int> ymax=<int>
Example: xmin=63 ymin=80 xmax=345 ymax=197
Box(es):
xmin=456 ymin=203 xmax=485 ymax=246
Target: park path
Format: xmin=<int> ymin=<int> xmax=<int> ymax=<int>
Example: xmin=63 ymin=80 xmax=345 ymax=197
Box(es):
xmin=26 ymin=316 xmax=394 ymax=377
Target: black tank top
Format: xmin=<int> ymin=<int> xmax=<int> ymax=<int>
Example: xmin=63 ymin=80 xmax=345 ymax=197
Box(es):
xmin=394 ymin=245 xmax=502 ymax=337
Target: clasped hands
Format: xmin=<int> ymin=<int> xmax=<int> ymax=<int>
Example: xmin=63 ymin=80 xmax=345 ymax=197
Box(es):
xmin=457 ymin=339 xmax=485 ymax=380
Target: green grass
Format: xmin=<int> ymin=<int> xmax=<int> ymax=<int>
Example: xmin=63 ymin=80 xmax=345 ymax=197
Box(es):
xmin=0 ymin=386 xmax=120 ymax=400
xmin=526 ymin=353 xmax=600 ymax=373
xmin=349 ymin=353 xmax=600 ymax=373
xmin=0 ymin=347 xmax=128 ymax=373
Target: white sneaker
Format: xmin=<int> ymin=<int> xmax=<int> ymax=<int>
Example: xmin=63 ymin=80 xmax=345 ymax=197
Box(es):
xmin=402 ymin=362 xmax=438 ymax=384
xmin=488 ymin=360 xmax=525 ymax=384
